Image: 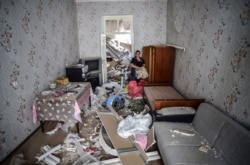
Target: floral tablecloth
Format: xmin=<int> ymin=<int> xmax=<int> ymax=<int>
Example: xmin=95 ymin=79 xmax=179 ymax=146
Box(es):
xmin=33 ymin=82 xmax=92 ymax=124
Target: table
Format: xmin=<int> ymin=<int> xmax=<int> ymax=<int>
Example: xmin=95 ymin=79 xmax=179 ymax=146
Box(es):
xmin=32 ymin=82 xmax=92 ymax=132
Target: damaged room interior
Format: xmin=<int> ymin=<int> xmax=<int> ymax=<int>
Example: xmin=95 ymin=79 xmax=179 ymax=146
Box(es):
xmin=0 ymin=0 xmax=250 ymax=164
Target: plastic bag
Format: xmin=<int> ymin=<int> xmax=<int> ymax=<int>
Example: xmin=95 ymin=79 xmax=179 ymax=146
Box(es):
xmin=117 ymin=113 xmax=152 ymax=138
xmin=137 ymin=79 xmax=147 ymax=86
xmin=128 ymin=80 xmax=143 ymax=98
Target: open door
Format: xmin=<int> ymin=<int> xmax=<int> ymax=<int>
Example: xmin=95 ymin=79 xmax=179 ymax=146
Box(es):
xmin=101 ymin=15 xmax=134 ymax=83
xmin=101 ymin=34 xmax=107 ymax=84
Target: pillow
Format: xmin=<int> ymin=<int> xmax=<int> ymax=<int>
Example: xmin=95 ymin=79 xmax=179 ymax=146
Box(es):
xmin=156 ymin=106 xmax=196 ymax=116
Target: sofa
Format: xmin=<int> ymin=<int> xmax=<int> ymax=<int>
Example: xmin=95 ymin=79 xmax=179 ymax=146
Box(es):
xmin=154 ymin=103 xmax=250 ymax=165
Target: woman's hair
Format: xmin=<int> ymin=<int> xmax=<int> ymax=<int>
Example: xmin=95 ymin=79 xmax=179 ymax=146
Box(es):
xmin=135 ymin=50 xmax=140 ymax=54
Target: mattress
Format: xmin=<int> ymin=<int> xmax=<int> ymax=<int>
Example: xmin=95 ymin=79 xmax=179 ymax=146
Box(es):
xmin=144 ymin=86 xmax=184 ymax=111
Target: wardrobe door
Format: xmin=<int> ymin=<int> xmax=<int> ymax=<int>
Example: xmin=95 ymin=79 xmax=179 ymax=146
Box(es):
xmin=153 ymin=46 xmax=175 ymax=84
xmin=143 ymin=46 xmax=154 ymax=82
xmin=143 ymin=46 xmax=175 ymax=84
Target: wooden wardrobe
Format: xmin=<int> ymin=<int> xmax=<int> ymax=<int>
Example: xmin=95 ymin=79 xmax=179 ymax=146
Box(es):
xmin=143 ymin=46 xmax=175 ymax=84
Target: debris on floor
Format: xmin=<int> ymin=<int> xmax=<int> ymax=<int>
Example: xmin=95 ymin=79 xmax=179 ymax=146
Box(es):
xmin=45 ymin=123 xmax=62 ymax=135
xmin=9 ymin=153 xmax=29 ymax=165
xmin=117 ymin=113 xmax=152 ymax=138
xmin=34 ymin=112 xmax=115 ymax=165
xmin=72 ymin=153 xmax=99 ymax=165
xmin=35 ymin=144 xmax=61 ymax=164
xmin=13 ymin=72 xmax=154 ymax=164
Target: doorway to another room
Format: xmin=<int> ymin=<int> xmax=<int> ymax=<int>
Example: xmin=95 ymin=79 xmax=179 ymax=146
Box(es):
xmin=101 ymin=15 xmax=134 ymax=84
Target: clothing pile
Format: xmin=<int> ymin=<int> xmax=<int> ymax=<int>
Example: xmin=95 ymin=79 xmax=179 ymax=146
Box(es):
xmin=136 ymin=67 xmax=148 ymax=79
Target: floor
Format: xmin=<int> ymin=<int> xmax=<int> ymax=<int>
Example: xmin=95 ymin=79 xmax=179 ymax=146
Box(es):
xmin=2 ymin=112 xmax=163 ymax=165
xmin=2 ymin=72 xmax=163 ymax=165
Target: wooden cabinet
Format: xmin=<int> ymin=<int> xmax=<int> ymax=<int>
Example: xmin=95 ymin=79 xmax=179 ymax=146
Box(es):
xmin=143 ymin=46 xmax=175 ymax=84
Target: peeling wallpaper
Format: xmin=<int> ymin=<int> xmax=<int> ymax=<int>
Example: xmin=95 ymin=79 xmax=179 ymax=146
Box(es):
xmin=76 ymin=0 xmax=167 ymax=58
xmin=0 ymin=0 xmax=79 ymax=161
xmin=167 ymin=0 xmax=250 ymax=128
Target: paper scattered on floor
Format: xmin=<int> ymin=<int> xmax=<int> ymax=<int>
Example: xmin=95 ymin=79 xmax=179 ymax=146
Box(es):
xmin=46 ymin=123 xmax=62 ymax=135
xmin=36 ymin=144 xmax=61 ymax=164
xmin=29 ymin=76 xmax=155 ymax=164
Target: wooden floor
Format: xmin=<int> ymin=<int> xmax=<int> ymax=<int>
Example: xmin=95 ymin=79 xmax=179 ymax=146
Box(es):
xmin=1 ymin=112 xmax=163 ymax=165
xmin=2 ymin=74 xmax=163 ymax=164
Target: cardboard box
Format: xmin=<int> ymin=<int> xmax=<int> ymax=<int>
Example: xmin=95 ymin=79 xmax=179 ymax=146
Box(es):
xmin=97 ymin=106 xmax=157 ymax=164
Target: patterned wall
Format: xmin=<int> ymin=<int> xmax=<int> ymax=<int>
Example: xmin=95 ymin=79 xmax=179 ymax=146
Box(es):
xmin=0 ymin=0 xmax=79 ymax=161
xmin=167 ymin=0 xmax=250 ymax=128
xmin=76 ymin=0 xmax=167 ymax=58
xmin=1 ymin=0 xmax=248 ymax=161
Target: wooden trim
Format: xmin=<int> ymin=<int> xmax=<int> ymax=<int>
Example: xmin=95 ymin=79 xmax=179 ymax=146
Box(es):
xmin=143 ymin=83 xmax=172 ymax=87
xmin=155 ymin=99 xmax=205 ymax=110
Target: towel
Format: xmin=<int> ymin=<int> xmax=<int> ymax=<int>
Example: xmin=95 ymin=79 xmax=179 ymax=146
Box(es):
xmin=136 ymin=67 xmax=148 ymax=79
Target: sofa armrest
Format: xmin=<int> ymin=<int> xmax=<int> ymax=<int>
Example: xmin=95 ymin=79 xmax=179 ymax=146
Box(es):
xmin=155 ymin=99 xmax=205 ymax=111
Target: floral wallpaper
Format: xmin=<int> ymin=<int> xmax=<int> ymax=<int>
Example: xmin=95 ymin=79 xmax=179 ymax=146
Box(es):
xmin=0 ymin=0 xmax=79 ymax=161
xmin=1 ymin=0 xmax=248 ymax=162
xmin=0 ymin=0 xmax=168 ymax=161
xmin=76 ymin=0 xmax=167 ymax=58
xmin=167 ymin=0 xmax=250 ymax=128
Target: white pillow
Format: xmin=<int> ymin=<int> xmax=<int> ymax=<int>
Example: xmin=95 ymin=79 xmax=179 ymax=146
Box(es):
xmin=156 ymin=106 xmax=196 ymax=116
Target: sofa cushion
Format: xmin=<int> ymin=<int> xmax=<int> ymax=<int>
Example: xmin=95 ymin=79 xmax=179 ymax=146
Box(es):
xmin=214 ymin=122 xmax=250 ymax=165
xmin=154 ymin=122 xmax=202 ymax=147
xmin=192 ymin=103 xmax=225 ymax=146
xmin=160 ymin=145 xmax=227 ymax=165
xmin=154 ymin=103 xmax=250 ymax=165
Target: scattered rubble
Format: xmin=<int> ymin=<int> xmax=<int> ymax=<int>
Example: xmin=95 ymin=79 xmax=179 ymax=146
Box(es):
xmin=16 ymin=76 xmax=152 ymax=164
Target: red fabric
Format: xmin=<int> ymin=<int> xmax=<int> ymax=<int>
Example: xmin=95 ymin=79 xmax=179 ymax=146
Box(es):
xmin=135 ymin=133 xmax=148 ymax=150
xmin=128 ymin=80 xmax=147 ymax=98
xmin=137 ymin=79 xmax=147 ymax=86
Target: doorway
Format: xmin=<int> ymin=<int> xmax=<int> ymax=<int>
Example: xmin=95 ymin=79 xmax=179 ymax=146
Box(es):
xmin=101 ymin=15 xmax=134 ymax=83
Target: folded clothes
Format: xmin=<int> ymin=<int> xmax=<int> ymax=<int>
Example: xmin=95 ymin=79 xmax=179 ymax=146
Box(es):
xmin=136 ymin=67 xmax=148 ymax=79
